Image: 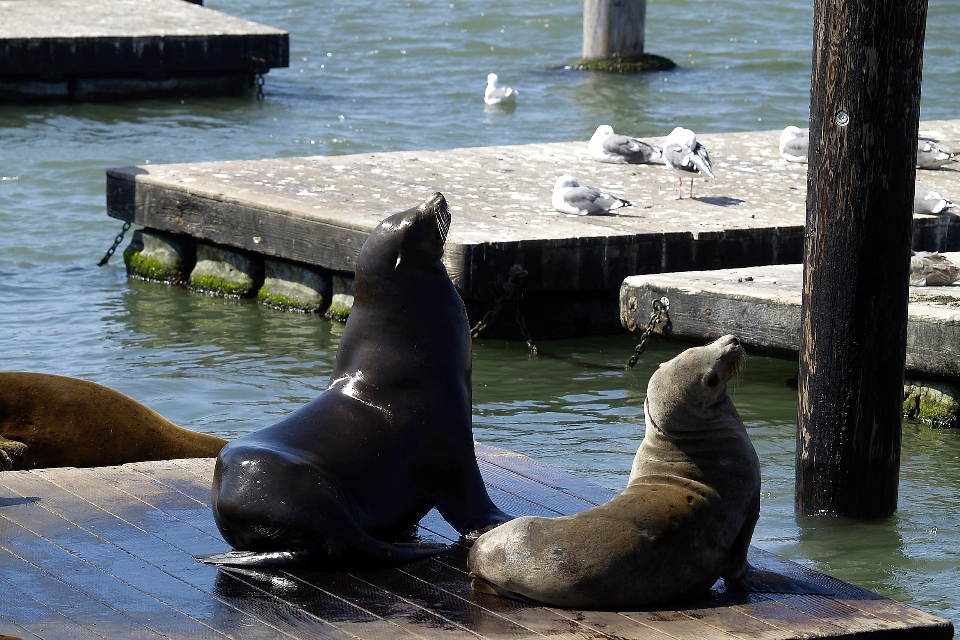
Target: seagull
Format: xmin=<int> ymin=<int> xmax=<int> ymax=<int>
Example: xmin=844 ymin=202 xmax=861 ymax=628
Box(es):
xmin=662 ymin=127 xmax=715 ymax=199
xmin=779 ymin=126 xmax=808 ymax=163
xmin=916 ymin=138 xmax=956 ymax=169
xmin=914 ymin=185 xmax=954 ymax=214
xmin=551 ymin=175 xmax=632 ymax=215
xmin=484 ymin=73 xmax=517 ymax=106
xmin=910 ymin=251 xmax=960 ymax=287
xmin=588 ymin=125 xmax=662 ymax=164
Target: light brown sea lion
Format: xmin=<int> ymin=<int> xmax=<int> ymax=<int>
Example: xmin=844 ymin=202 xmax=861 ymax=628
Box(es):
xmin=467 ymin=335 xmax=760 ymax=609
xmin=0 ymin=372 xmax=226 ymax=469
xmin=201 ymin=193 xmax=511 ymax=571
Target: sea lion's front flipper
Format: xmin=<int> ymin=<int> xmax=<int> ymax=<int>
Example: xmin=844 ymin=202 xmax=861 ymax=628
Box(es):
xmin=469 ymin=574 xmax=541 ymax=604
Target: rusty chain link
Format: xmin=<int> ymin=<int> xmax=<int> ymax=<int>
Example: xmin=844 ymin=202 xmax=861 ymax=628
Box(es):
xmin=97 ymin=220 xmax=132 ymax=266
xmin=626 ymin=296 xmax=670 ymax=369
xmin=470 ymin=264 xmax=538 ymax=354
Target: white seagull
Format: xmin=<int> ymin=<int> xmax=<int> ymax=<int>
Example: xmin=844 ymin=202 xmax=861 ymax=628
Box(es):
xmin=551 ymin=175 xmax=632 ymax=215
xmin=910 ymin=251 xmax=960 ymax=287
xmin=484 ymin=73 xmax=517 ymax=106
xmin=662 ymin=127 xmax=715 ymax=199
xmin=916 ymin=138 xmax=956 ymax=169
xmin=779 ymin=126 xmax=808 ymax=163
xmin=914 ymin=185 xmax=955 ymax=214
xmin=588 ymin=125 xmax=662 ymax=164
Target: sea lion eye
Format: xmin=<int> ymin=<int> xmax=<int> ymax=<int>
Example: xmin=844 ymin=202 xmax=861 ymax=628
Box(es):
xmin=706 ymin=373 xmax=720 ymax=387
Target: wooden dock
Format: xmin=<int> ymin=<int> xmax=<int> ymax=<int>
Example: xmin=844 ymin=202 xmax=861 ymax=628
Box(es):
xmin=0 ymin=0 xmax=288 ymax=102
xmin=619 ymin=252 xmax=960 ymax=381
xmin=0 ymin=445 xmax=953 ymax=639
xmin=105 ymin=121 xmax=959 ymax=338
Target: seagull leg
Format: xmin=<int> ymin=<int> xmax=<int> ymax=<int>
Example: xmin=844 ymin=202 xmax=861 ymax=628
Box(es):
xmin=677 ymin=177 xmax=684 ymax=200
xmin=689 ymin=178 xmax=694 ymax=199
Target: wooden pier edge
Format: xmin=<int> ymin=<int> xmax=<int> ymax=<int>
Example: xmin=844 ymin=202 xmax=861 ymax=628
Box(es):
xmin=0 ymin=446 xmax=954 ymax=639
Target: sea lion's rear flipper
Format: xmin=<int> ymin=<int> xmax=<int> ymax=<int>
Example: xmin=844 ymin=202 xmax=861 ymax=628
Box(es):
xmin=196 ymin=539 xmax=448 ymax=570
xmin=732 ymin=564 xmax=834 ymax=596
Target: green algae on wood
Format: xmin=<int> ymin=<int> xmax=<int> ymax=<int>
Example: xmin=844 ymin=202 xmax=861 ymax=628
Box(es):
xmin=257 ymin=258 xmax=330 ymax=312
xmin=189 ymin=243 xmax=262 ymax=297
xmin=568 ymin=53 xmax=676 ymax=72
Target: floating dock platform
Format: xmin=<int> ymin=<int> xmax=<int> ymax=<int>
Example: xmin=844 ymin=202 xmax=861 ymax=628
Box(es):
xmin=0 ymin=445 xmax=953 ymax=639
xmin=619 ymin=252 xmax=960 ymax=382
xmin=106 ymin=121 xmax=959 ymax=338
xmin=0 ymin=0 xmax=288 ymax=102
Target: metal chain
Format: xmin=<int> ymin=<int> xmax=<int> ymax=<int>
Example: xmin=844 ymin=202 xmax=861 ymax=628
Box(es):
xmin=255 ymin=74 xmax=265 ymax=101
xmin=470 ymin=264 xmax=538 ymax=353
xmin=97 ymin=220 xmax=132 ymax=266
xmin=626 ymin=296 xmax=670 ymax=369
xmin=512 ymin=298 xmax=538 ymax=355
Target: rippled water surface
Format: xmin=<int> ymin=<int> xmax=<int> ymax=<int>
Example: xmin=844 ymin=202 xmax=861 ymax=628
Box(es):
xmin=2 ymin=0 xmax=959 ymax=631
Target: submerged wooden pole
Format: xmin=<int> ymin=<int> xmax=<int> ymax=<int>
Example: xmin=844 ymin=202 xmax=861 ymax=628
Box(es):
xmin=582 ymin=0 xmax=646 ymax=60
xmin=796 ymin=0 xmax=928 ymax=518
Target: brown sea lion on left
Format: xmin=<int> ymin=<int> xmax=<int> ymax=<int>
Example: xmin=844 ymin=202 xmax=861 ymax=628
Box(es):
xmin=0 ymin=372 xmax=226 ymax=470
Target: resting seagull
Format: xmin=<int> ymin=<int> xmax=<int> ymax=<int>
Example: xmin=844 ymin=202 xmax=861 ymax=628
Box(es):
xmin=588 ymin=125 xmax=662 ymax=164
xmin=662 ymin=127 xmax=715 ymax=199
xmin=917 ymin=138 xmax=956 ymax=169
xmin=779 ymin=126 xmax=808 ymax=163
xmin=551 ymin=175 xmax=632 ymax=215
xmin=910 ymin=252 xmax=960 ymax=287
xmin=914 ymin=185 xmax=955 ymax=214
xmin=780 ymin=128 xmax=956 ymax=169
xmin=484 ymin=73 xmax=517 ymax=106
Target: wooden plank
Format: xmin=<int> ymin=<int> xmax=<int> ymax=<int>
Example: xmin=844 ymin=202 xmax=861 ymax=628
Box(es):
xmin=619 ymin=255 xmax=960 ymax=381
xmin=0 ymin=469 xmax=351 ymax=640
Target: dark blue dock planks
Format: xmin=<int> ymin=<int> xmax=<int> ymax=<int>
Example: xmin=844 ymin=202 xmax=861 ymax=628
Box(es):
xmin=0 ymin=446 xmax=953 ymax=639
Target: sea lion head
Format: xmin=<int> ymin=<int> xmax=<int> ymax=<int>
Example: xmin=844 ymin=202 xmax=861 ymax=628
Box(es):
xmin=646 ymin=335 xmax=744 ymax=432
xmin=358 ymin=192 xmax=451 ymax=277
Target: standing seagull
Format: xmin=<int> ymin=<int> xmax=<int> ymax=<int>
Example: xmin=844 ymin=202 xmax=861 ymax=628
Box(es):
xmin=779 ymin=126 xmax=809 ymax=163
xmin=484 ymin=73 xmax=517 ymax=106
xmin=551 ymin=175 xmax=632 ymax=215
xmin=662 ymin=127 xmax=715 ymax=199
xmin=588 ymin=125 xmax=662 ymax=164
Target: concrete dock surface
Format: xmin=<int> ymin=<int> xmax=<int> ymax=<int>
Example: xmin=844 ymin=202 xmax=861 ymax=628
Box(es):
xmin=620 ymin=252 xmax=960 ymax=381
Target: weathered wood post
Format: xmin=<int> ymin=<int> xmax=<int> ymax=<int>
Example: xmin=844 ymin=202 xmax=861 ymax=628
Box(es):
xmin=583 ymin=0 xmax=646 ymax=61
xmin=796 ymin=0 xmax=929 ymax=518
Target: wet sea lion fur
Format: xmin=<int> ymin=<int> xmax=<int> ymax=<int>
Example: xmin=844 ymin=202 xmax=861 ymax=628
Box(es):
xmin=202 ymin=193 xmax=511 ymax=571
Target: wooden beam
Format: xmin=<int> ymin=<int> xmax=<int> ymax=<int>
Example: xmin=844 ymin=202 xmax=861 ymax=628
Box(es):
xmin=797 ymin=0 xmax=929 ymax=518
xmin=582 ymin=0 xmax=646 ymax=60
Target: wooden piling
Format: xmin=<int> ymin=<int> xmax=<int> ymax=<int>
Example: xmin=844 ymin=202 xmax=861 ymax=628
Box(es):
xmin=582 ymin=0 xmax=646 ymax=60
xmin=796 ymin=0 xmax=929 ymax=518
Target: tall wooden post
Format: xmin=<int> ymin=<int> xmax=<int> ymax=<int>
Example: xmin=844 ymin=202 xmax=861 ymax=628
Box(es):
xmin=796 ymin=0 xmax=928 ymax=519
xmin=582 ymin=0 xmax=645 ymax=60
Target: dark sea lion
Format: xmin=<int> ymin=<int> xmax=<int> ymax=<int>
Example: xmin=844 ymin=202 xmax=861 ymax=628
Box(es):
xmin=0 ymin=372 xmax=227 ymax=469
xmin=202 ymin=193 xmax=511 ymax=570
xmin=467 ymin=335 xmax=760 ymax=609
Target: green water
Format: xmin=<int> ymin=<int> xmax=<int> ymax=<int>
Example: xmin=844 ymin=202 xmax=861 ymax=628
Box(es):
xmin=2 ymin=0 xmax=959 ymax=630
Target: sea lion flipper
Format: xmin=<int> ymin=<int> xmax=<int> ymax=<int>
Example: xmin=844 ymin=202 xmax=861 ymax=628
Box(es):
xmin=0 ymin=436 xmax=28 ymax=471
xmin=196 ymin=539 xmax=448 ymax=570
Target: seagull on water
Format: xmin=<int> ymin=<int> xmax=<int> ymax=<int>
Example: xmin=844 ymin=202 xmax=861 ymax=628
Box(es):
xmin=779 ymin=126 xmax=808 ymax=163
xmin=484 ymin=73 xmax=517 ymax=106
xmin=588 ymin=125 xmax=662 ymax=165
xmin=914 ymin=185 xmax=955 ymax=214
xmin=551 ymin=175 xmax=632 ymax=215
xmin=910 ymin=251 xmax=960 ymax=287
xmin=917 ymin=138 xmax=956 ymax=169
xmin=662 ymin=127 xmax=715 ymax=199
